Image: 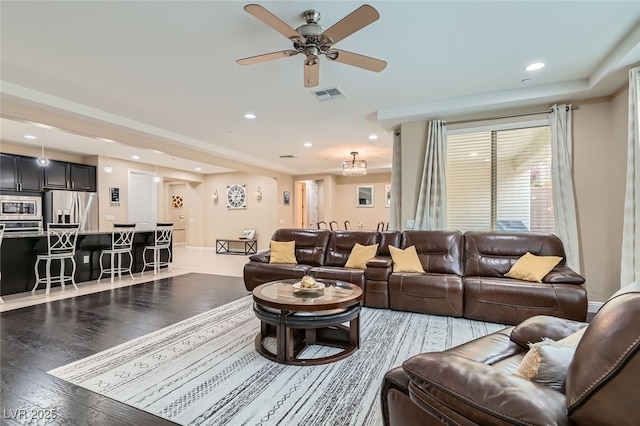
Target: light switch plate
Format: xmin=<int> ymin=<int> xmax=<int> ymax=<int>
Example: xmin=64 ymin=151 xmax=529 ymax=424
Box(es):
xmin=406 ymin=219 xmax=415 ymax=229
xmin=106 ymin=215 xmax=116 ymax=221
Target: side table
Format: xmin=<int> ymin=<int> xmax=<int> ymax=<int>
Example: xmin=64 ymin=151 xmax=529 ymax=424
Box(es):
xmin=215 ymin=238 xmax=257 ymax=255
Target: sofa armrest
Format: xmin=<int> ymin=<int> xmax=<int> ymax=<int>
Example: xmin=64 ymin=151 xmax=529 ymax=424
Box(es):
xmin=543 ymin=264 xmax=585 ymax=284
xmin=367 ymin=256 xmax=392 ymax=268
xmin=510 ymin=315 xmax=587 ymax=347
xmin=403 ymin=353 xmax=568 ymax=426
xmin=365 ymin=256 xmax=393 ymax=282
xmin=249 ymin=250 xmax=270 ymax=262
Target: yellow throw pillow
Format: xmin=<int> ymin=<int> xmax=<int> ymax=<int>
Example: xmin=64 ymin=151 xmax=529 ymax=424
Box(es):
xmin=389 ymin=245 xmax=425 ymax=273
xmin=269 ymin=240 xmax=297 ymax=264
xmin=345 ymin=243 xmax=379 ymax=269
xmin=505 ymin=252 xmax=562 ymax=283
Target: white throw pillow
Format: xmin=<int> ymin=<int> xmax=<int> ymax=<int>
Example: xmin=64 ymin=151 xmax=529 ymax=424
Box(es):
xmin=513 ymin=328 xmax=586 ymax=391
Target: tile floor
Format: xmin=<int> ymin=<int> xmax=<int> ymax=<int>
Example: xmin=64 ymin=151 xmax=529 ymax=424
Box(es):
xmin=0 ymin=245 xmax=248 ymax=312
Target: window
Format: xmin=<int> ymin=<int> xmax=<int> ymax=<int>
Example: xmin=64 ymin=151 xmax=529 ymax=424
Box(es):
xmin=446 ymin=125 xmax=555 ymax=233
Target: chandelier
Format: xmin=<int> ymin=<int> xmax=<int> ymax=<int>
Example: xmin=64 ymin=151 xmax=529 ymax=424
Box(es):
xmin=342 ymin=151 xmax=367 ymax=176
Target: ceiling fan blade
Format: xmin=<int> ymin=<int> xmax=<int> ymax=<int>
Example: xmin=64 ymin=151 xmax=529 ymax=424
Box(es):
xmin=244 ymin=4 xmax=305 ymax=43
xmin=327 ymin=49 xmax=387 ymax=72
xmin=236 ymin=50 xmax=299 ymax=66
xmin=320 ymin=5 xmax=379 ymax=46
xmin=304 ymin=61 xmax=319 ymax=88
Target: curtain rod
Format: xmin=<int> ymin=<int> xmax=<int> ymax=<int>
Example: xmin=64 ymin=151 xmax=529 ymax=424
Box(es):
xmin=446 ymin=105 xmax=579 ymax=126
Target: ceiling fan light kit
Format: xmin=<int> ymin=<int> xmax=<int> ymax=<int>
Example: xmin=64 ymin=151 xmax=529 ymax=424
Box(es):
xmin=237 ymin=4 xmax=387 ymax=87
xmin=343 ymin=151 xmax=367 ymax=176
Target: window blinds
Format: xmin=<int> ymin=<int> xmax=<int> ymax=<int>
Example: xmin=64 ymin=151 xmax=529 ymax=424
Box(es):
xmin=446 ymin=126 xmax=555 ymax=233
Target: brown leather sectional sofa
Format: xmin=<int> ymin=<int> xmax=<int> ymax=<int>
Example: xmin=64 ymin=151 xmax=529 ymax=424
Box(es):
xmin=243 ymin=228 xmax=587 ymax=324
xmin=381 ymin=291 xmax=640 ymax=426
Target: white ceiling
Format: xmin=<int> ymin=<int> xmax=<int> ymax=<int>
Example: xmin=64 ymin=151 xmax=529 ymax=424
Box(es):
xmin=1 ymin=1 xmax=639 ymax=176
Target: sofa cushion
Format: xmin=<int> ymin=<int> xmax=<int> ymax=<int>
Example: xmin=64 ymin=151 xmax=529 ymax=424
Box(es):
xmin=389 ymin=245 xmax=425 ymax=273
xmin=269 ymin=228 xmax=331 ymax=266
xmin=463 ymin=277 xmax=588 ymax=325
xmin=464 ymin=231 xmax=567 ymax=278
xmin=269 ymin=240 xmax=297 ymax=264
xmin=403 ymin=352 xmax=568 ymax=426
xmin=505 ymin=252 xmax=562 ymax=283
xmin=510 ymin=315 xmax=587 ymax=348
xmin=344 ymin=243 xmax=378 ymax=269
xmin=401 ymin=230 xmax=464 ymax=275
xmin=307 ymin=266 xmax=366 ymax=288
xmin=388 ymin=273 xmax=464 ymax=317
xmin=325 ymin=230 xmax=380 ymax=267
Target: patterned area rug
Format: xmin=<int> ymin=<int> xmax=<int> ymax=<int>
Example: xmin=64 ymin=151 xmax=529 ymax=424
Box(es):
xmin=49 ymin=296 xmax=506 ymax=425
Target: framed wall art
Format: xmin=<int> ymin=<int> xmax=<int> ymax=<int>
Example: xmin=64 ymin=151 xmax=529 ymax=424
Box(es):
xmin=385 ymin=184 xmax=391 ymax=208
xmin=357 ymin=185 xmax=374 ymax=207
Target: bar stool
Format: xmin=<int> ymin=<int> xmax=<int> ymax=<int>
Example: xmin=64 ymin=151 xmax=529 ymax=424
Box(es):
xmin=98 ymin=223 xmax=136 ymax=283
xmin=32 ymin=223 xmax=80 ymax=295
xmin=142 ymin=223 xmax=173 ymax=275
xmin=0 ymin=224 xmax=4 ymax=303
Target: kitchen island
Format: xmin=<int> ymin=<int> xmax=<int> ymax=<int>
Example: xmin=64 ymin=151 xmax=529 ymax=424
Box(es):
xmin=0 ymin=230 xmax=172 ymax=296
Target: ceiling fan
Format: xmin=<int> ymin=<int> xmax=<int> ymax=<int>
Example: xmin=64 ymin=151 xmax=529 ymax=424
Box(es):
xmin=236 ymin=4 xmax=387 ymax=88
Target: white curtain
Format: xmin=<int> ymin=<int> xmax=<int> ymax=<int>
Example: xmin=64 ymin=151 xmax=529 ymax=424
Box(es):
xmin=388 ymin=130 xmax=402 ymax=231
xmin=621 ymin=67 xmax=640 ymax=286
xmin=549 ymin=104 xmax=581 ymax=272
xmin=413 ymin=120 xmax=447 ymax=230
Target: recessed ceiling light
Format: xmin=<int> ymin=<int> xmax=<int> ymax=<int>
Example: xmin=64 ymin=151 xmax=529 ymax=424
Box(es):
xmin=304 ymin=142 xmax=312 ymax=147
xmin=131 ymin=155 xmax=140 ymax=160
xmin=244 ymin=113 xmax=256 ymax=119
xmin=24 ymin=135 xmax=37 ymax=139
xmin=195 ymin=167 xmax=202 ymax=171
xmin=525 ymin=62 xmax=545 ymax=71
xmin=368 ymin=134 xmax=378 ymax=140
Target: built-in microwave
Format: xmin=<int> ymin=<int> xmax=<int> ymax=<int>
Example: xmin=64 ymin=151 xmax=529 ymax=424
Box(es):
xmin=0 ymin=195 xmax=43 ymax=221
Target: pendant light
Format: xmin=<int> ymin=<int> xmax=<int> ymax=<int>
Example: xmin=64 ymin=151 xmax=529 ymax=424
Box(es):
xmin=103 ymin=148 xmax=113 ymax=173
xmin=37 ymin=136 xmax=49 ymax=165
xmin=153 ymin=165 xmax=161 ymax=183
xmin=342 ymin=151 xmax=367 ymax=176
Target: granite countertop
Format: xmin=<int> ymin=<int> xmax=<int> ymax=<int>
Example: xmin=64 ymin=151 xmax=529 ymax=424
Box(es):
xmin=3 ymin=229 xmax=156 ymax=239
xmin=4 ymin=230 xmax=108 ymax=239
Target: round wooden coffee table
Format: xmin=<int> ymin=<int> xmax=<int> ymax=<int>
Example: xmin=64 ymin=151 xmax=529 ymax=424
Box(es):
xmin=252 ymin=279 xmax=363 ymax=365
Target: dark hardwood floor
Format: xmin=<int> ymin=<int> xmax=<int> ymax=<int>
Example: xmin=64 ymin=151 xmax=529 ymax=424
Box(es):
xmin=0 ymin=273 xmax=250 ymax=426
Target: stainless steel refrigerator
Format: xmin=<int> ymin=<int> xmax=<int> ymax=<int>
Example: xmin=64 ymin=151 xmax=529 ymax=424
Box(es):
xmin=44 ymin=190 xmax=99 ymax=232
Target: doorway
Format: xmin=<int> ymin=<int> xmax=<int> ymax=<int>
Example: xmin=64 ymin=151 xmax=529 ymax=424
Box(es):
xmin=295 ymin=180 xmax=319 ymax=229
xmin=306 ymin=182 xmax=318 ymax=228
xmin=168 ymin=183 xmax=188 ymax=245
xmin=128 ymin=170 xmax=157 ymax=229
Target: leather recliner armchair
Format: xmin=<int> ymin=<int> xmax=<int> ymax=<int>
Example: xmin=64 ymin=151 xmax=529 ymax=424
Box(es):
xmin=381 ymin=291 xmax=640 ymax=425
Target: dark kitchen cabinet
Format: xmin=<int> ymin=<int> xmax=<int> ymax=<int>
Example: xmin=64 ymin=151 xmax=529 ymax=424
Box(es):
xmin=0 ymin=154 xmax=42 ymax=192
xmin=43 ymin=160 xmax=96 ymax=191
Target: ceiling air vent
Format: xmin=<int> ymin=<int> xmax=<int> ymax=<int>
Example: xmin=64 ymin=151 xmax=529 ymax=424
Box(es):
xmin=312 ymin=86 xmax=346 ymax=101
xmin=279 ymin=154 xmax=297 ymax=159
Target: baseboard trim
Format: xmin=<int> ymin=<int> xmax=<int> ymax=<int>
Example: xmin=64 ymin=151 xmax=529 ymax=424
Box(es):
xmin=588 ymin=301 xmax=604 ymax=314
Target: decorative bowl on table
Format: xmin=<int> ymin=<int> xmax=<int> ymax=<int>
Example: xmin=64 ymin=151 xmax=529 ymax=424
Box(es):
xmin=292 ymin=275 xmax=325 ymax=292
xmin=292 ymin=281 xmax=325 ymax=291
